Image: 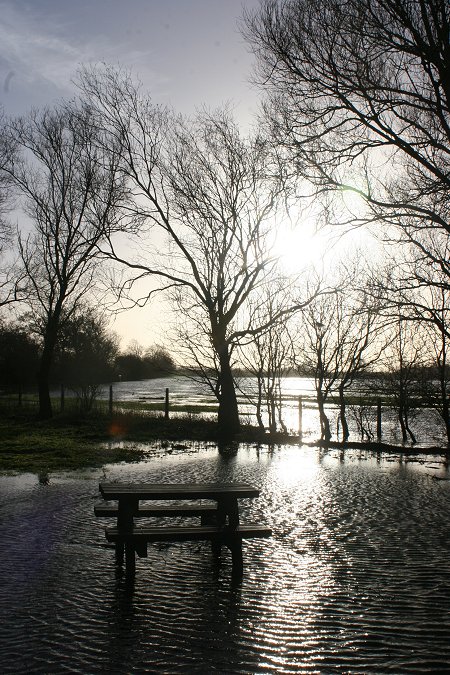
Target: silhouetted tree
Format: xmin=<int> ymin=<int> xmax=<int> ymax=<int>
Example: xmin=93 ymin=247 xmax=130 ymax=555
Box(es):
xmin=0 ymin=322 xmax=39 ymax=387
xmin=293 ymin=266 xmax=384 ymax=442
xmin=78 ymin=66 xmax=306 ymax=437
xmin=53 ymin=306 xmax=119 ymax=390
xmin=369 ymin=245 xmax=450 ymax=443
xmin=0 ymin=109 xmax=26 ymax=307
xmin=244 ymin=0 xmax=450 ymax=283
xmin=115 ymin=344 xmax=175 ymax=381
xmin=238 ymin=282 xmax=294 ymax=433
xmin=423 ymin=290 xmax=450 ymax=445
xmin=379 ymin=317 xmax=427 ymax=444
xmin=144 ymin=345 xmax=175 ymax=375
xmin=3 ymin=102 xmax=132 ymax=418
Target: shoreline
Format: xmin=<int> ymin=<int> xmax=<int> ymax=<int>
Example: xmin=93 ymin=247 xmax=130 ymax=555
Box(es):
xmin=0 ymin=411 xmax=449 ymax=474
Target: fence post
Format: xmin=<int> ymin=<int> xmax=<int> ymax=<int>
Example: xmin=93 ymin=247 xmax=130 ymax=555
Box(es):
xmin=377 ymin=398 xmax=382 ymax=440
xmin=109 ymin=384 xmax=113 ymax=415
xmin=18 ymin=383 xmax=22 ymax=407
xmin=165 ymin=388 xmax=169 ymax=419
xmin=60 ymin=384 xmax=65 ymax=413
xmin=298 ymin=396 xmax=303 ymax=439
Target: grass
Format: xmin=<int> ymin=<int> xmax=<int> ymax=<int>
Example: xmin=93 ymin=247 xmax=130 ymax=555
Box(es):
xmin=2 ymin=400 xmax=448 ymax=474
xmin=0 ymin=407 xmax=295 ymax=473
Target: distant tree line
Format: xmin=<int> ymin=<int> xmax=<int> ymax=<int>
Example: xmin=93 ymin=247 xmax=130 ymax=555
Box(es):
xmin=0 ymin=309 xmax=175 ymax=389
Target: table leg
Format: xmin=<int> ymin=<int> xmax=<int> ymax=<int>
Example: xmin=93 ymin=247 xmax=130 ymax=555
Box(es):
xmin=117 ymin=497 xmax=139 ymax=529
xmin=117 ymin=497 xmax=138 ymax=573
xmin=125 ymin=542 xmax=135 ymax=576
xmin=211 ymin=535 xmax=221 ymax=556
xmin=217 ymin=497 xmax=240 ymax=528
xmin=230 ymin=540 xmax=243 ymax=576
xmin=115 ymin=542 xmax=124 ymax=566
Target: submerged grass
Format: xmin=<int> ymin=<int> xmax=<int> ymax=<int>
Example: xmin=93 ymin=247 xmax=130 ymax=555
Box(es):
xmin=1 ymin=405 xmax=448 ymax=474
xmin=0 ymin=407 xmax=291 ymax=473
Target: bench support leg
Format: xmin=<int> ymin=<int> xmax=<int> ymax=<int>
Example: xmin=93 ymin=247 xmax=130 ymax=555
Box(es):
xmin=211 ymin=538 xmax=221 ymax=556
xmin=115 ymin=542 xmax=124 ymax=566
xmin=229 ymin=540 xmax=243 ymax=576
xmin=125 ymin=542 xmax=136 ymax=576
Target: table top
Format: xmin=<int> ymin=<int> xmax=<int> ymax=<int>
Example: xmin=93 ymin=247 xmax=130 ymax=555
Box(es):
xmin=99 ymin=482 xmax=260 ymax=501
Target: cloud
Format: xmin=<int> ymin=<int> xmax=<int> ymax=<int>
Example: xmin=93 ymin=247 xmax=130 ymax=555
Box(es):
xmin=0 ymin=1 xmax=164 ymax=112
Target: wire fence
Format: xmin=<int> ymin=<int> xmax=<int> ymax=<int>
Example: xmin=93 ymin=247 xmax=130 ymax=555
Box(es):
xmin=0 ymin=383 xmax=447 ymax=447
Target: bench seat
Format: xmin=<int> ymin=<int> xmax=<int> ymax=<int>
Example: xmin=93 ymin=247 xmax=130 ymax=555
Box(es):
xmin=106 ymin=524 xmax=271 ymax=574
xmin=105 ymin=524 xmax=271 ymax=544
xmin=95 ymin=504 xmax=218 ymax=519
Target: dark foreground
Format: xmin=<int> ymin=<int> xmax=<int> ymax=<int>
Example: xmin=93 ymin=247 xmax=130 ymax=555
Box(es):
xmin=1 ymin=444 xmax=450 ymax=673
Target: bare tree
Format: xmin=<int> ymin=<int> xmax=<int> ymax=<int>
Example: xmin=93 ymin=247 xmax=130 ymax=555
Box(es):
xmin=3 ymin=102 xmax=132 ymax=418
xmin=367 ymin=237 xmax=450 ymax=443
xmin=0 ymin=108 xmax=12 ymax=243
xmin=244 ymin=0 xmax=450 ymax=279
xmin=78 ymin=66 xmax=312 ymax=437
xmin=395 ymin=257 xmax=450 ymax=444
xmin=238 ymin=282 xmax=295 ymax=433
xmin=379 ymin=317 xmax=428 ymax=444
xmin=53 ymin=305 xmax=119 ymax=413
xmin=0 ymin=108 xmax=27 ymax=307
xmin=422 ymin=288 xmax=450 ymax=445
xmin=293 ymin=267 xmax=384 ymax=442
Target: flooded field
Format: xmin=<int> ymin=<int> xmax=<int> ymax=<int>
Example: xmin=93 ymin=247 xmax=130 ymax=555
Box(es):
xmin=106 ymin=375 xmax=449 ymax=446
xmin=1 ymin=444 xmax=450 ymax=673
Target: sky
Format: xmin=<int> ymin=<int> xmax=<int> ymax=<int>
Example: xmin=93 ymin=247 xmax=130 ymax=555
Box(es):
xmin=0 ymin=0 xmax=266 ymax=349
xmin=0 ymin=0 xmax=367 ymax=351
xmin=0 ymin=0 xmax=260 ymax=120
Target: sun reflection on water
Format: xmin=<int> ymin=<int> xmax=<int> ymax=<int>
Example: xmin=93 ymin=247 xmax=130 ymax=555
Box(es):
xmin=1 ymin=446 xmax=450 ymax=672
xmin=272 ymin=445 xmax=321 ymax=486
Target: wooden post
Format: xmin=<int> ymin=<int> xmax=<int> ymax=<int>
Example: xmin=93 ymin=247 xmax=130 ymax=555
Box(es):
xmin=60 ymin=384 xmax=65 ymax=413
xmin=18 ymin=383 xmax=22 ymax=407
xmin=125 ymin=542 xmax=136 ymax=576
xmin=298 ymin=396 xmax=303 ymax=439
xmin=377 ymin=398 xmax=382 ymax=440
xmin=109 ymin=384 xmax=113 ymax=415
xmin=165 ymin=387 xmax=169 ymax=419
xmin=230 ymin=538 xmax=244 ymax=576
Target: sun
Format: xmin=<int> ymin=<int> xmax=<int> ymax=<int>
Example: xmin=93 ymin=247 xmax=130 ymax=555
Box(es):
xmin=272 ymin=215 xmax=328 ymax=273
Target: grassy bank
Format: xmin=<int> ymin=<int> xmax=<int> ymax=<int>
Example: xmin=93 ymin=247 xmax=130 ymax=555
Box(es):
xmin=0 ymin=409 xmax=295 ymax=473
xmin=1 ymin=409 xmax=448 ymax=474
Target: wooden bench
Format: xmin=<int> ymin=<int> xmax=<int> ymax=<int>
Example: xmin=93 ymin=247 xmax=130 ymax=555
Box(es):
xmin=96 ymin=482 xmax=271 ymax=576
xmin=94 ymin=503 xmax=218 ymax=522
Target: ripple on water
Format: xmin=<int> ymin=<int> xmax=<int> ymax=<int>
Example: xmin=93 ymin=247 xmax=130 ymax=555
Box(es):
xmin=1 ymin=445 xmax=450 ymax=673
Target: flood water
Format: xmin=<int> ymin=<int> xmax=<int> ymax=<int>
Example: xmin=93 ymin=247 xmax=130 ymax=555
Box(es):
xmin=97 ymin=376 xmax=449 ymax=446
xmin=1 ymin=444 xmax=450 ymax=673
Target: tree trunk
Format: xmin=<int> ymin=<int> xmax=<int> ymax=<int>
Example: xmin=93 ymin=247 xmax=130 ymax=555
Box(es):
xmin=37 ymin=322 xmax=59 ymax=419
xmin=404 ymin=409 xmax=416 ymax=444
xmin=398 ymin=405 xmax=408 ymax=443
xmin=217 ymin=343 xmax=240 ymax=438
xmin=317 ymin=393 xmax=331 ymax=442
xmin=268 ymin=395 xmax=276 ymax=434
xmin=255 ymin=373 xmax=264 ymax=430
xmin=338 ymin=385 xmax=349 ymax=442
xmin=37 ymin=346 xmax=54 ymax=419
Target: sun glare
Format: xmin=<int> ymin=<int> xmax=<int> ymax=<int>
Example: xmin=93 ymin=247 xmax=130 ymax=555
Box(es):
xmin=273 ymin=446 xmax=320 ymax=486
xmin=273 ymin=217 xmax=328 ymax=273
xmin=340 ymin=186 xmax=367 ymax=217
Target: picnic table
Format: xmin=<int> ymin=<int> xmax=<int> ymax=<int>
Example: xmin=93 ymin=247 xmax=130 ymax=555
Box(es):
xmin=96 ymin=482 xmax=271 ymax=576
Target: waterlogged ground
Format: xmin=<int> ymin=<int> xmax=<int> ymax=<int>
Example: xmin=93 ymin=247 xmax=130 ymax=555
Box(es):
xmin=1 ymin=445 xmax=450 ymax=674
xmin=103 ymin=376 xmax=450 ymax=447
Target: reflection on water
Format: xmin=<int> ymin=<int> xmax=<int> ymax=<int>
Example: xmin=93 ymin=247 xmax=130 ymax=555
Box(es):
xmin=1 ymin=445 xmax=450 ymax=673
